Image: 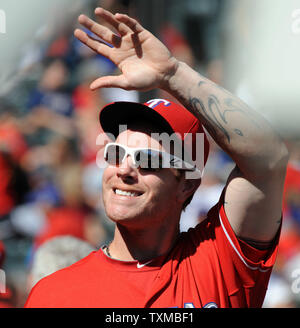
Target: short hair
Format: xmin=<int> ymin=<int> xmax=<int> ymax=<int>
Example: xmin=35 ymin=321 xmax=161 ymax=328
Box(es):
xmin=30 ymin=236 xmax=95 ymax=287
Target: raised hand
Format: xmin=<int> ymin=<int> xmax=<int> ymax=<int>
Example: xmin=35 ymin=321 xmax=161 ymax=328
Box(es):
xmin=74 ymin=7 xmax=178 ymax=91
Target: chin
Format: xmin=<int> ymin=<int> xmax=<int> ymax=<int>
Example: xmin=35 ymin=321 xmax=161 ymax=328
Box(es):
xmin=105 ymin=203 xmax=141 ymax=224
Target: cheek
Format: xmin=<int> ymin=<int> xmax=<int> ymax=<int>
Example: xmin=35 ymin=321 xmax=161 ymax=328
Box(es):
xmin=102 ymin=166 xmax=114 ymax=184
xmin=145 ymin=175 xmax=180 ymax=206
xmin=101 ymin=167 xmax=112 ymax=195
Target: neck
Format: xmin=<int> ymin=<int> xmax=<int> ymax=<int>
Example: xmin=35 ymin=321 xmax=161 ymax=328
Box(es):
xmin=107 ymin=219 xmax=180 ymax=262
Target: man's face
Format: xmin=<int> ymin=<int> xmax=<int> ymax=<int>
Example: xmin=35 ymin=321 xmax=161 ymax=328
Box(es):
xmin=102 ymin=128 xmax=184 ymax=228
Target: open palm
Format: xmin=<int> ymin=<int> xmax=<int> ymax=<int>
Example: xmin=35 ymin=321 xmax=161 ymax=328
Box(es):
xmin=74 ymin=8 xmax=178 ymax=91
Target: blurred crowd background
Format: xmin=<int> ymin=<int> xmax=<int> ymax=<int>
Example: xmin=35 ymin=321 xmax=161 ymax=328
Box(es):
xmin=0 ymin=0 xmax=300 ymax=308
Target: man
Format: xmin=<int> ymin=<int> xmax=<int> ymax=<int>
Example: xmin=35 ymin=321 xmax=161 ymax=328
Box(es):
xmin=25 ymin=8 xmax=289 ymax=308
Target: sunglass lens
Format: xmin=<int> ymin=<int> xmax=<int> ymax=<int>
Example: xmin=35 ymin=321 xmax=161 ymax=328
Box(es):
xmin=136 ymin=149 xmax=163 ymax=169
xmin=105 ymin=144 xmax=125 ymax=165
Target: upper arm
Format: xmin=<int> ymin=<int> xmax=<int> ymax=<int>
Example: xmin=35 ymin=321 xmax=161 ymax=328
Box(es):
xmin=223 ymin=164 xmax=287 ymax=243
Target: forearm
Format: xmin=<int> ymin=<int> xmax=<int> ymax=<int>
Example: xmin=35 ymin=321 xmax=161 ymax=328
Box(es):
xmin=75 ymin=8 xmax=289 ymax=179
xmin=164 ymin=61 xmax=289 ymax=178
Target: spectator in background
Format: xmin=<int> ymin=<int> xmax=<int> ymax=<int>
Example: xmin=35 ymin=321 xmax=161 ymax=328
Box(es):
xmin=28 ymin=236 xmax=95 ymax=289
xmin=274 ymin=140 xmax=300 ymax=271
xmin=72 ymin=59 xmax=107 ymax=164
xmin=0 ymin=241 xmax=15 ymax=308
xmin=32 ymin=153 xmax=108 ymax=250
xmin=0 ymin=101 xmax=30 ymax=227
xmin=0 ymin=152 xmax=19 ymax=220
xmin=167 ymin=0 xmax=225 ymax=84
xmin=263 ymin=272 xmax=296 ymax=308
xmin=27 ymin=58 xmax=73 ymax=117
xmin=0 ymin=100 xmax=29 ymax=220
xmin=283 ymin=140 xmax=300 ymax=226
xmin=0 ymin=151 xmax=30 ymax=222
xmin=0 ymin=100 xmax=28 ymax=163
xmin=25 ymin=57 xmax=75 ymax=145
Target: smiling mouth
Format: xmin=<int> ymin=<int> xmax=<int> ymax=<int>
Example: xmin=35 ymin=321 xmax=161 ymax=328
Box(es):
xmin=113 ymin=188 xmax=143 ymax=197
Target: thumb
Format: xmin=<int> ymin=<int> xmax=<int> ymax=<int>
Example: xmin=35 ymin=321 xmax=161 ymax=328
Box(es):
xmin=90 ymin=75 xmax=130 ymax=90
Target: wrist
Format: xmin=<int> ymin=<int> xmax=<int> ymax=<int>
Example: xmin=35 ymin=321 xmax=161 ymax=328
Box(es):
xmin=161 ymin=60 xmax=202 ymax=99
xmin=161 ymin=57 xmax=181 ymax=92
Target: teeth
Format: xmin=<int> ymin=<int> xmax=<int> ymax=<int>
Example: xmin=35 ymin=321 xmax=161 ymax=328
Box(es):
xmin=115 ymin=189 xmax=139 ymax=197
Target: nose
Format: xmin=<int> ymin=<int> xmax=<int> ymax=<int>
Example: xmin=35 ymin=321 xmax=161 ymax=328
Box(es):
xmin=116 ymin=155 xmax=138 ymax=181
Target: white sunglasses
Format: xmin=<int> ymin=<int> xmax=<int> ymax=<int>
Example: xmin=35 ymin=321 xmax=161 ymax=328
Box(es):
xmin=103 ymin=142 xmax=199 ymax=172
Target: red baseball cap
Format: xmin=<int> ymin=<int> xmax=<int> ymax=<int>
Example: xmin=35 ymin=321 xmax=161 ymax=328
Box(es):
xmin=99 ymin=98 xmax=210 ymax=175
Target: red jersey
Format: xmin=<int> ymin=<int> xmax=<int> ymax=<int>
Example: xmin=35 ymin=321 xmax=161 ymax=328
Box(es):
xmin=24 ymin=199 xmax=280 ymax=308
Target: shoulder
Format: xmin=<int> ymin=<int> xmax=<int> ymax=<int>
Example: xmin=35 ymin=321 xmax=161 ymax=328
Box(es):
xmin=183 ymin=201 xmax=220 ymax=244
xmin=171 ymin=202 xmax=221 ymax=263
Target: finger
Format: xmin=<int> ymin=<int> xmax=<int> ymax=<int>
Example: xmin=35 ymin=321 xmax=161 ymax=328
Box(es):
xmin=78 ymin=14 xmax=121 ymax=47
xmin=114 ymin=13 xmax=144 ymax=33
xmin=74 ymin=29 xmax=112 ymax=58
xmin=90 ymin=75 xmax=130 ymax=90
xmin=94 ymin=7 xmax=131 ymax=36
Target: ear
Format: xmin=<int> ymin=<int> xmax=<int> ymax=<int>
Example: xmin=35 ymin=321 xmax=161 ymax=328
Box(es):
xmin=177 ymin=177 xmax=201 ymax=204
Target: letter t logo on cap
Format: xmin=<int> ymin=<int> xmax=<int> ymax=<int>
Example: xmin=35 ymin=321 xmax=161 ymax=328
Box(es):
xmin=146 ymin=99 xmax=171 ymax=109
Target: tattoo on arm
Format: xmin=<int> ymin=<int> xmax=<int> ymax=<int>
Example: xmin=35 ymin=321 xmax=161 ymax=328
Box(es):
xmin=189 ymin=95 xmax=232 ymax=142
xmin=188 ymin=81 xmax=260 ymax=143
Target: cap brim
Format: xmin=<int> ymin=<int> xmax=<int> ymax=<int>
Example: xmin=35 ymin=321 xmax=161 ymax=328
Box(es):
xmin=99 ymin=102 xmax=174 ymax=138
